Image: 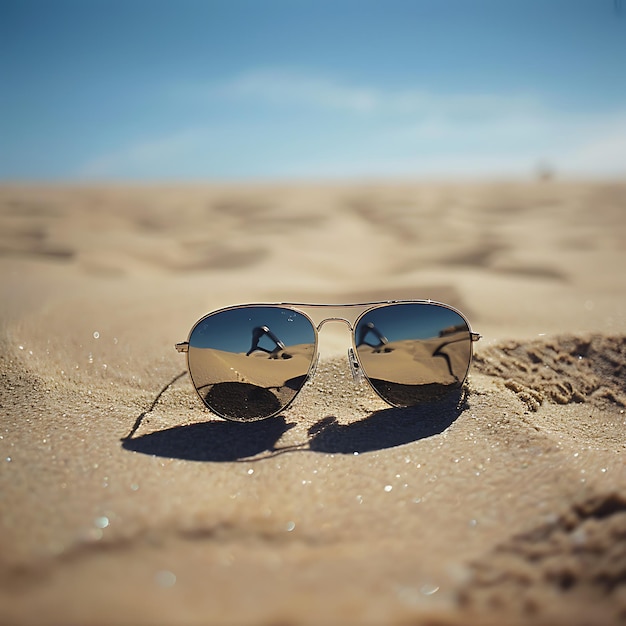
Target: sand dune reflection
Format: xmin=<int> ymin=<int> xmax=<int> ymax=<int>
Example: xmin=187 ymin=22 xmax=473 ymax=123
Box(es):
xmin=356 ymin=331 xmax=471 ymax=404
xmin=188 ymin=344 xmax=315 ymax=420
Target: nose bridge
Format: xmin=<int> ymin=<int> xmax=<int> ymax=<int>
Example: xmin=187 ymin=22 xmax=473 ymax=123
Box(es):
xmin=314 ymin=317 xmax=354 ymax=358
xmin=316 ymin=316 xmax=353 ymax=332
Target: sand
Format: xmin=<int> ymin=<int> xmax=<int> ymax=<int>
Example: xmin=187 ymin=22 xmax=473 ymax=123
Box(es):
xmin=0 ymin=180 xmax=625 ymax=625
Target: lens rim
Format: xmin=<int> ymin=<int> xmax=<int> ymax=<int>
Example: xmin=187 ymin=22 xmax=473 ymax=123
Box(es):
xmin=351 ymin=301 xmax=474 ymax=407
xmin=185 ymin=304 xmax=319 ymax=422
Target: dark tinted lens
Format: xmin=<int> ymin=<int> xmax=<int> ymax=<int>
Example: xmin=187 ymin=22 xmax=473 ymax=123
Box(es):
xmin=354 ymin=303 xmax=472 ymax=405
xmin=188 ymin=306 xmax=316 ymax=421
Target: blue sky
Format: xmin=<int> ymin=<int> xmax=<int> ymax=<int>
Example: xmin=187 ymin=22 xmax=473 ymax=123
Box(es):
xmin=2 ymin=0 xmax=625 ymax=181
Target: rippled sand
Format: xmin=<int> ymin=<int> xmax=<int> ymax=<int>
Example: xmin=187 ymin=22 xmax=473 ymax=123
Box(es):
xmin=1 ymin=181 xmax=625 ymax=625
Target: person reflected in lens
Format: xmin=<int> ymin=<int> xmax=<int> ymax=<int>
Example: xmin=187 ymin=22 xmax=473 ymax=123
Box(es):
xmin=356 ymin=322 xmax=392 ymax=353
xmin=246 ymin=326 xmax=292 ymax=359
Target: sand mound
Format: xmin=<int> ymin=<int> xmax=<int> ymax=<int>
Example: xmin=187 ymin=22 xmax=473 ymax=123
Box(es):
xmin=474 ymin=334 xmax=626 ymax=411
xmin=459 ymin=492 xmax=626 ymax=625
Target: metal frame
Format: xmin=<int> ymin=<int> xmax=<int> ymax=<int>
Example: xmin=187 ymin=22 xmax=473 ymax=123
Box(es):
xmin=175 ymin=300 xmax=480 ymax=420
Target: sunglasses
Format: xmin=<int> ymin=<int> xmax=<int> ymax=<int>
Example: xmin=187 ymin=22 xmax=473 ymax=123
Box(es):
xmin=175 ymin=301 xmax=480 ymax=422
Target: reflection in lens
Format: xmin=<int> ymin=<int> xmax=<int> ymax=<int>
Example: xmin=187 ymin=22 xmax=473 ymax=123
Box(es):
xmin=354 ymin=303 xmax=472 ymax=406
xmin=187 ymin=307 xmax=316 ymax=421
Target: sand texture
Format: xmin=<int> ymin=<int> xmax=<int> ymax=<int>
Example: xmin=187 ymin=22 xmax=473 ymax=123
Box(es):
xmin=0 ymin=181 xmax=625 ymax=625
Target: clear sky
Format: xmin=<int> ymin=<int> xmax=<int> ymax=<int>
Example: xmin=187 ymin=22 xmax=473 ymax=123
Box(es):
xmin=2 ymin=0 xmax=625 ymax=181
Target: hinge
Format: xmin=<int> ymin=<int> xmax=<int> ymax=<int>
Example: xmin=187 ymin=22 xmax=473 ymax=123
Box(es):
xmin=175 ymin=341 xmax=189 ymax=353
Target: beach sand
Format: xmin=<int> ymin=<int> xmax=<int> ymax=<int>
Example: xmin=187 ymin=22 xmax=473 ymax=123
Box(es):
xmin=0 ymin=180 xmax=625 ymax=625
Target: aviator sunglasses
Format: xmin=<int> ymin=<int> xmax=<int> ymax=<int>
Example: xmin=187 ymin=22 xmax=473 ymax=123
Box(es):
xmin=176 ymin=301 xmax=481 ymax=422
